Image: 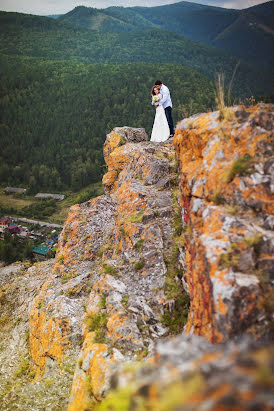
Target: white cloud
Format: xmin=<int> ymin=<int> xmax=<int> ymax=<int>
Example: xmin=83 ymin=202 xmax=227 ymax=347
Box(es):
xmin=0 ymin=0 xmax=268 ymax=15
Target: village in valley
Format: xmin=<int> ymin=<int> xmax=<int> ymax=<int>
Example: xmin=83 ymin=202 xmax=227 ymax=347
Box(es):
xmin=0 ymin=187 xmax=64 ymax=262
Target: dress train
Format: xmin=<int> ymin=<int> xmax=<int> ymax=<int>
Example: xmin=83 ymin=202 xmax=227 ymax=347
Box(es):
xmin=150 ymin=105 xmax=170 ymax=143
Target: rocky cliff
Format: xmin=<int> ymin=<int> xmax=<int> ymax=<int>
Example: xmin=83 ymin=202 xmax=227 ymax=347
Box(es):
xmin=0 ymin=104 xmax=273 ymax=410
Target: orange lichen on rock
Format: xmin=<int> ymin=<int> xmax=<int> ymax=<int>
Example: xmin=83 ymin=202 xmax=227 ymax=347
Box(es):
xmin=30 ymin=298 xmax=71 ymax=374
xmin=174 ymin=104 xmax=273 ymax=342
xmin=25 ymin=112 xmax=273 ymax=410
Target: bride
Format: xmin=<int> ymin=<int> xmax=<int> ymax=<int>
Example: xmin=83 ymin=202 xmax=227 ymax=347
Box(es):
xmin=150 ymin=86 xmax=170 ymax=143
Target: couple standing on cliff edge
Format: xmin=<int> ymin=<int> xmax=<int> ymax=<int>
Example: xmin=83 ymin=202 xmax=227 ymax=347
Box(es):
xmin=151 ymin=80 xmax=174 ymax=143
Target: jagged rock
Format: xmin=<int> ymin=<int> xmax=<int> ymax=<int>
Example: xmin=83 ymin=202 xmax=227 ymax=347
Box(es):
xmin=97 ymin=334 xmax=274 ymax=411
xmin=3 ymin=105 xmax=273 ymax=410
xmin=0 ymin=261 xmax=76 ymax=410
xmin=174 ymin=104 xmax=274 ymax=343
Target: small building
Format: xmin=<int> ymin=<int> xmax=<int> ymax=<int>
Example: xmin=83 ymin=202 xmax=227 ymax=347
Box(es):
xmin=6 ymin=226 xmax=21 ymax=235
xmin=32 ymin=246 xmax=51 ymax=260
xmin=4 ymin=187 xmax=27 ymax=195
xmin=0 ymin=217 xmax=13 ymax=230
xmin=35 ymin=193 xmax=65 ymax=201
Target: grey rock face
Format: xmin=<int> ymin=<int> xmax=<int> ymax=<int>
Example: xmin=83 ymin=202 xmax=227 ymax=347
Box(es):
xmin=112 ymin=126 xmax=148 ymax=142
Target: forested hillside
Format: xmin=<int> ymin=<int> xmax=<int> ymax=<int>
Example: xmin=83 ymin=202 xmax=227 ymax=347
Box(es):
xmin=58 ymin=1 xmax=274 ymax=65
xmin=0 ymin=11 xmax=272 ymax=97
xmin=0 ymin=6 xmax=273 ymax=194
xmin=0 ymin=55 xmax=214 ymax=192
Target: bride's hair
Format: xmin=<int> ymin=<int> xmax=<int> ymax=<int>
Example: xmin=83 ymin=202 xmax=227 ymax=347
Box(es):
xmin=151 ymin=86 xmax=158 ymax=96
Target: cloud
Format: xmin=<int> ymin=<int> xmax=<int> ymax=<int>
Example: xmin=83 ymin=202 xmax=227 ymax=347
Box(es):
xmin=0 ymin=0 xmax=268 ymax=15
xmin=195 ymin=0 xmax=268 ymax=8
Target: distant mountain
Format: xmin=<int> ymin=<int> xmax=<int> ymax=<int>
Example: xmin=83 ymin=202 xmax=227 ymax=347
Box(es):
xmin=245 ymin=0 xmax=274 ymax=29
xmin=0 ymin=10 xmax=272 ymax=97
xmin=57 ymin=1 xmax=274 ymax=65
xmin=47 ymin=14 xmax=62 ymax=19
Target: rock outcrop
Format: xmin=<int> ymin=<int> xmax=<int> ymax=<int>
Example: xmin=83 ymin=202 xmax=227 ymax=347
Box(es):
xmin=174 ymin=104 xmax=274 ymax=342
xmin=0 ymin=104 xmax=273 ymax=410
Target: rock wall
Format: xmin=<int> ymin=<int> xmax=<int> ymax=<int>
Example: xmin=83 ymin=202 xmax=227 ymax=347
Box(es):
xmin=1 ymin=105 xmax=273 ymax=410
xmin=173 ymin=104 xmax=273 ymax=342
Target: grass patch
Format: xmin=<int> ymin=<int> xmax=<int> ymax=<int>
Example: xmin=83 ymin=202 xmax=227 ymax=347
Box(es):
xmin=171 ymin=189 xmax=182 ymax=236
xmin=225 ymin=204 xmax=239 ymax=215
xmin=119 ymin=225 xmax=129 ymax=238
xmin=0 ymin=314 xmax=10 ymax=327
xmin=219 ymin=243 xmax=240 ymax=270
xmin=37 ymin=300 xmax=45 ymax=309
xmin=244 ymin=233 xmax=263 ymax=248
xmin=97 ymin=244 xmax=112 ymax=258
xmin=134 ymin=260 xmax=145 ymax=270
xmin=103 ymin=264 xmax=119 ymax=276
xmin=65 ymin=289 xmax=77 ymax=298
xmin=133 ymin=239 xmax=144 ymax=252
xmin=118 ymin=136 xmax=126 ymax=146
xmin=160 ymin=185 xmax=190 ymax=334
xmin=211 ymin=188 xmax=224 ymax=205
xmin=136 ymin=347 xmax=149 ymax=361
xmin=85 ymin=311 xmax=108 ymax=344
xmin=58 ymin=254 xmax=64 ymax=264
xmin=15 ymin=357 xmax=31 ymax=378
xmin=223 ymin=154 xmax=253 ymax=183
xmin=161 ymin=293 xmax=189 ymax=335
xmin=121 ymin=295 xmax=129 ymax=308
xmin=215 ymin=68 xmax=238 ymax=121
xmin=127 ymin=210 xmax=144 ymax=224
xmin=99 ymin=295 xmax=107 ymax=309
xmin=60 ymin=271 xmax=79 ymax=284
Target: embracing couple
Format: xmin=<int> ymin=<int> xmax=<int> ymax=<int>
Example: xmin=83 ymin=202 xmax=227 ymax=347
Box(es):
xmin=151 ymin=80 xmax=174 ymax=143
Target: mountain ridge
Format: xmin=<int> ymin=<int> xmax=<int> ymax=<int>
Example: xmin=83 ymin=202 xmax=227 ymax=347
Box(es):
xmin=56 ymin=1 xmax=274 ymax=64
xmin=0 ymin=10 xmax=272 ymax=97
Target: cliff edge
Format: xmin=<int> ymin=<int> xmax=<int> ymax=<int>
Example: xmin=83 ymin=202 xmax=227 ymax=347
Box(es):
xmin=0 ymin=104 xmax=273 ymax=410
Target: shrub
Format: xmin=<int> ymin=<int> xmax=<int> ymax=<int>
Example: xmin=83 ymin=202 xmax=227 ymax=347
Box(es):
xmin=133 ymin=239 xmax=144 ymax=252
xmin=127 ymin=211 xmax=144 ymax=223
xmin=103 ymin=264 xmax=118 ymax=275
xmin=224 ymin=154 xmax=253 ymax=183
xmin=161 ymin=293 xmax=190 ymax=335
xmin=211 ymin=188 xmax=224 ymax=205
xmin=85 ymin=312 xmax=107 ymax=332
xmin=134 ymin=260 xmax=145 ymax=270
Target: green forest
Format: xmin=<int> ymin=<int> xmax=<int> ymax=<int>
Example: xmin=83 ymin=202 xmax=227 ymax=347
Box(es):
xmin=0 ymin=7 xmax=273 ymax=194
xmin=0 ymin=56 xmax=215 ymax=192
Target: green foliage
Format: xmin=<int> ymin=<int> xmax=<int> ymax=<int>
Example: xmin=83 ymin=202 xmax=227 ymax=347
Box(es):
xmin=127 ymin=211 xmax=144 ymax=223
xmin=133 ymin=239 xmax=144 ymax=252
xmin=161 ymin=293 xmax=190 ymax=335
xmin=219 ymin=243 xmax=240 ymax=270
xmin=58 ymin=254 xmax=64 ymax=264
xmin=211 ymin=188 xmax=225 ymax=205
xmin=171 ymin=189 xmax=182 ymax=236
xmin=121 ymin=295 xmax=129 ymax=308
xmin=85 ymin=311 xmax=108 ymax=343
xmin=0 ymin=55 xmax=215 ymax=193
xmin=21 ymin=199 xmax=57 ymax=219
xmin=224 ymin=154 xmax=253 ymax=183
xmin=0 ymin=230 xmax=34 ymax=264
xmin=134 ymin=260 xmax=145 ymax=270
xmin=244 ymin=233 xmax=263 ymax=248
xmin=103 ymin=264 xmax=118 ymax=275
xmin=99 ymin=295 xmax=107 ymax=309
xmin=15 ymin=357 xmax=31 ymax=378
xmin=86 ymin=312 xmax=108 ymax=331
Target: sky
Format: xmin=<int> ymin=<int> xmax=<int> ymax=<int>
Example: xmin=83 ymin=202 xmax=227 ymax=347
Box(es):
xmin=0 ymin=0 xmax=269 ymax=15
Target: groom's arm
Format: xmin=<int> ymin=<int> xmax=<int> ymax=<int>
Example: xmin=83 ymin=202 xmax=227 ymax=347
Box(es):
xmin=158 ymin=86 xmax=168 ymax=106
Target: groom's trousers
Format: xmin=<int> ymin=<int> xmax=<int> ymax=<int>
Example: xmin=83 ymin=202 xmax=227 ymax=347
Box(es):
xmin=165 ymin=106 xmax=174 ymax=135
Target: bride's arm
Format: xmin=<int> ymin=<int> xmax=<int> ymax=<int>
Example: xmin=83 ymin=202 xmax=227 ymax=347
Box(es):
xmin=152 ymin=93 xmax=162 ymax=107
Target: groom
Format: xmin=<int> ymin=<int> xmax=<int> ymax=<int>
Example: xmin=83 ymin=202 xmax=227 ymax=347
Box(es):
xmin=155 ymin=80 xmax=174 ymax=137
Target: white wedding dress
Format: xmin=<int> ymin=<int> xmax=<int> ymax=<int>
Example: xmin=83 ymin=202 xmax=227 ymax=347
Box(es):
xmin=151 ymin=101 xmax=170 ymax=143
